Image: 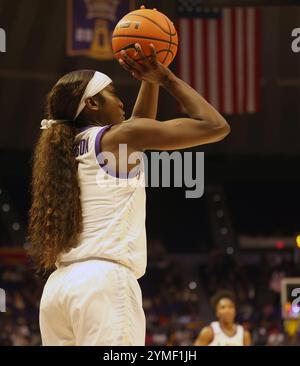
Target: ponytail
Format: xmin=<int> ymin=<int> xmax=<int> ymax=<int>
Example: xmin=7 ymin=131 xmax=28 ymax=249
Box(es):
xmin=27 ymin=70 xmax=95 ymax=272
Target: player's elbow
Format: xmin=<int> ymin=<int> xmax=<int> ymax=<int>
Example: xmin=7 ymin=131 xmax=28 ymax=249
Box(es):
xmin=210 ymin=122 xmax=231 ymax=142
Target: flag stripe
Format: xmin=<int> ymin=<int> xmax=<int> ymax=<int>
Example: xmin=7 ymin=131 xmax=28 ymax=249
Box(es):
xmin=176 ymin=18 xmax=182 ymax=113
xmin=223 ymin=9 xmax=233 ymax=114
xmin=179 ymin=18 xmax=190 ymax=85
xmin=202 ymin=19 xmax=210 ymax=101
xmin=217 ymin=18 xmax=224 ymax=113
xmin=243 ymin=8 xmax=248 ymax=112
xmin=254 ymin=8 xmax=261 ymax=112
xmin=231 ymin=8 xmax=238 ymax=114
xmin=208 ymin=20 xmax=219 ymax=109
xmin=194 ymin=19 xmax=204 ymax=95
xmin=236 ymin=8 xmax=244 ymax=114
xmin=189 ymin=19 xmax=196 ymax=89
xmin=247 ymin=8 xmax=255 ymax=112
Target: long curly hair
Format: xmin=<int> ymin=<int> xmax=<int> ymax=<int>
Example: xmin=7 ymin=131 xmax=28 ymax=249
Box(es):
xmin=27 ymin=70 xmax=95 ymax=272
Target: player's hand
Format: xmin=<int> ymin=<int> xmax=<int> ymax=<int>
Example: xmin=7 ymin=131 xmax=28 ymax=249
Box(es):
xmin=118 ymin=43 xmax=172 ymax=85
xmin=140 ymin=5 xmax=157 ymax=11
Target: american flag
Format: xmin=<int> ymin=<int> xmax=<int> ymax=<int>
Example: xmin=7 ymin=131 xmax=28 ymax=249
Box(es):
xmin=177 ymin=1 xmax=261 ymax=115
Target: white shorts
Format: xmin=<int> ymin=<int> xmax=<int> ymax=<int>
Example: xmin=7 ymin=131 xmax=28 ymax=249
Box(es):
xmin=39 ymin=260 xmax=146 ymax=346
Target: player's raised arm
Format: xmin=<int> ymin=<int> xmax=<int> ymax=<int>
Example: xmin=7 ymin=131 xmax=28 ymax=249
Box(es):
xmin=131 ymin=80 xmax=160 ymax=120
xmin=117 ymin=44 xmax=231 ymax=151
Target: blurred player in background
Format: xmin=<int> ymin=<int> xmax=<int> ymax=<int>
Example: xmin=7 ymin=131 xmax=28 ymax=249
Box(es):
xmin=194 ymin=291 xmax=251 ymax=346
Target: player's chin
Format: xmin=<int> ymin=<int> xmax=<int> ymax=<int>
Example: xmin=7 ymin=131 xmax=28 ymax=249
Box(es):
xmin=224 ymin=316 xmax=235 ymax=323
xmin=112 ymin=115 xmax=125 ymax=124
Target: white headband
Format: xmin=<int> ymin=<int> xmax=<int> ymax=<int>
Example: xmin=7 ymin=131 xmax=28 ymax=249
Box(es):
xmin=74 ymin=71 xmax=112 ymax=119
xmin=40 ymin=71 xmax=112 ymax=130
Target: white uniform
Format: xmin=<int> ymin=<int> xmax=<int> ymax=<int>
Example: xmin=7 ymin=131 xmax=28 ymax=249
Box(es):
xmin=209 ymin=322 xmax=244 ymax=346
xmin=40 ymin=125 xmax=147 ymax=346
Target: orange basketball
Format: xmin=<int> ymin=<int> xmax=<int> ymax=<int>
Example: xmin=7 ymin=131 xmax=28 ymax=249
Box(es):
xmin=112 ymin=9 xmax=178 ymax=67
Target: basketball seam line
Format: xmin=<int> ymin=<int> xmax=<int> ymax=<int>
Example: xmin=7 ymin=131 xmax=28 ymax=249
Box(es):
xmin=162 ymin=15 xmax=173 ymax=65
xmin=112 ymin=34 xmax=178 ymax=47
xmin=134 ymin=48 xmax=175 ymax=62
xmin=126 ymin=13 xmax=177 ymax=37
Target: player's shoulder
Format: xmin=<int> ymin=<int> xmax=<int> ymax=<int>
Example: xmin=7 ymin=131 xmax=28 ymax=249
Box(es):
xmin=75 ymin=125 xmax=106 ymax=139
xmin=194 ymin=325 xmax=214 ymax=346
xmin=195 ymin=325 xmax=214 ymax=346
xmin=201 ymin=325 xmax=214 ymax=337
xmin=102 ymin=118 xmax=158 ymax=145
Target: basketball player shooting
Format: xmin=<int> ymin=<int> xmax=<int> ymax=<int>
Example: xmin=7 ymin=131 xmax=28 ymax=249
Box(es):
xmin=194 ymin=291 xmax=252 ymax=346
xmin=27 ymin=14 xmax=230 ymax=346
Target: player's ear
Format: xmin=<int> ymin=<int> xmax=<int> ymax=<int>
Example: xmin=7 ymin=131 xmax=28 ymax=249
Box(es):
xmin=85 ymin=96 xmax=100 ymax=112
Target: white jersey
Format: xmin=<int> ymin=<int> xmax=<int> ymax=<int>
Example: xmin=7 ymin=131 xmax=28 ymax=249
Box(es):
xmin=57 ymin=125 xmax=147 ymax=279
xmin=209 ymin=321 xmax=244 ymax=346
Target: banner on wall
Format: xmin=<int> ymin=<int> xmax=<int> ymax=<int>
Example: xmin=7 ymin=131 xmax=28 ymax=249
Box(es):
xmin=67 ymin=0 xmax=135 ymax=60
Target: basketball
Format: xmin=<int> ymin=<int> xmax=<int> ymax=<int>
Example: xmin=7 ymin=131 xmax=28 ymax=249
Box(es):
xmin=112 ymin=9 xmax=178 ymax=67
